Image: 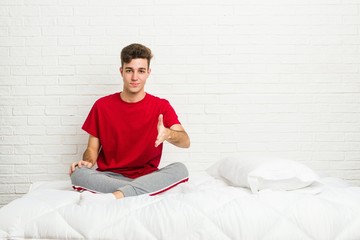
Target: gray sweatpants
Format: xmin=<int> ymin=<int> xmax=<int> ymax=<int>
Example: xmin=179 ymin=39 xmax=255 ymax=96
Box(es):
xmin=70 ymin=162 xmax=189 ymax=197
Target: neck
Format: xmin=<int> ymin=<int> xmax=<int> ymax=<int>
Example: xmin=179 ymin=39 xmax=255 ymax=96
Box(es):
xmin=120 ymin=91 xmax=146 ymax=103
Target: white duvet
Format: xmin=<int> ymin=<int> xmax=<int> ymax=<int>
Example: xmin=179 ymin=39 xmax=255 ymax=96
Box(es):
xmin=1 ymin=174 xmax=360 ymax=240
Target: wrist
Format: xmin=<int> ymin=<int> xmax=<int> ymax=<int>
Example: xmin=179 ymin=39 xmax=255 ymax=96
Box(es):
xmin=166 ymin=128 xmax=173 ymax=140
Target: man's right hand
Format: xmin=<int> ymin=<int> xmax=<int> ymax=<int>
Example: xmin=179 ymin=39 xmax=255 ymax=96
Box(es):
xmin=69 ymin=160 xmax=93 ymax=176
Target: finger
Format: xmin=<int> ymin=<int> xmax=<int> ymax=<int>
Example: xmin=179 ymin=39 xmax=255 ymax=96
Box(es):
xmin=155 ymin=139 xmax=160 ymax=147
xmin=155 ymin=140 xmax=162 ymax=148
xmin=155 ymin=132 xmax=162 ymax=147
xmin=155 ymin=133 xmax=166 ymax=147
xmin=79 ymin=161 xmax=92 ymax=168
xmin=77 ymin=161 xmax=82 ymax=168
xmin=69 ymin=162 xmax=77 ymax=175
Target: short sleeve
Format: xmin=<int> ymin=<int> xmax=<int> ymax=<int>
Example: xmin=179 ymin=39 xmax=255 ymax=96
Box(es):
xmin=82 ymin=101 xmax=100 ymax=138
xmin=162 ymin=100 xmax=181 ymax=128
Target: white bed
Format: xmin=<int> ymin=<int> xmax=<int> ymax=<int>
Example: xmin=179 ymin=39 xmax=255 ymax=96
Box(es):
xmin=1 ymin=157 xmax=360 ymax=240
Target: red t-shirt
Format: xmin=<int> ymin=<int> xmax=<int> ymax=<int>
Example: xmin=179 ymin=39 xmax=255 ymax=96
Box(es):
xmin=82 ymin=92 xmax=181 ymax=178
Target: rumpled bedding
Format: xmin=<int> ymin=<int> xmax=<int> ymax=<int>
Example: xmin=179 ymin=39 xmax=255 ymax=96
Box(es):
xmin=0 ymin=174 xmax=360 ymax=240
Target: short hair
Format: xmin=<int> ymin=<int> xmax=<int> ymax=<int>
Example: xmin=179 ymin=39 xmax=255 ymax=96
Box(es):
xmin=121 ymin=43 xmax=153 ymax=68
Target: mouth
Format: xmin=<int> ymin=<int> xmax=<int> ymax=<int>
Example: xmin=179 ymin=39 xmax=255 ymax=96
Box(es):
xmin=130 ymin=83 xmax=139 ymax=87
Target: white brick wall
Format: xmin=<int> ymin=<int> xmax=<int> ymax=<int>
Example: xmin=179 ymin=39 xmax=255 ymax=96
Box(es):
xmin=1 ymin=0 xmax=360 ymax=207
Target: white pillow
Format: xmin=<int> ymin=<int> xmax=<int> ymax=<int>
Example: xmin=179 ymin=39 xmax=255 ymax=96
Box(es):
xmin=206 ymin=157 xmax=319 ymax=193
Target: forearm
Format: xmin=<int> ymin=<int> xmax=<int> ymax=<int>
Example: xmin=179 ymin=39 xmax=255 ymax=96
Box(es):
xmin=166 ymin=129 xmax=190 ymax=148
xmin=82 ymin=147 xmax=98 ymax=165
xmin=69 ymin=135 xmax=100 ymax=175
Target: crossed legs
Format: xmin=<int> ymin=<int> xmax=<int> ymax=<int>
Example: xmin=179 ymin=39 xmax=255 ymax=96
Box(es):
xmin=70 ymin=162 xmax=189 ymax=199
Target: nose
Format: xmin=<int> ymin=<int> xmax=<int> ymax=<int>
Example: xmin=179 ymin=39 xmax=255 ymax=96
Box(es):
xmin=131 ymin=72 xmax=138 ymax=81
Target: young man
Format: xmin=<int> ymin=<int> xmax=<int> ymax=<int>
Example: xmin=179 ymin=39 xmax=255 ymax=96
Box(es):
xmin=69 ymin=43 xmax=190 ymax=204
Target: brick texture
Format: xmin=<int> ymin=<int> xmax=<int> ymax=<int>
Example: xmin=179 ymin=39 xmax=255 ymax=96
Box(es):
xmin=0 ymin=0 xmax=360 ymax=207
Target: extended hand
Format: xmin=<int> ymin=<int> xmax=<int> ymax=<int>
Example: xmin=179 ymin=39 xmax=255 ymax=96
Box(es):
xmin=155 ymin=114 xmax=170 ymax=147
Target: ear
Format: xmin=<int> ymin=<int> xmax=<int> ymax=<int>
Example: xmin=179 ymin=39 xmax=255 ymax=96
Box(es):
xmin=119 ymin=67 xmax=123 ymax=76
xmin=148 ymin=68 xmax=151 ymax=74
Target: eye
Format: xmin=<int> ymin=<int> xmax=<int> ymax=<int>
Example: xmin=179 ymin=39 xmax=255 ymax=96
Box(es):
xmin=125 ymin=69 xmax=132 ymax=73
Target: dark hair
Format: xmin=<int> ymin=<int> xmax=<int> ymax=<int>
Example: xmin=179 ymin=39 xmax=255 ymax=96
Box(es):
xmin=121 ymin=43 xmax=153 ymax=68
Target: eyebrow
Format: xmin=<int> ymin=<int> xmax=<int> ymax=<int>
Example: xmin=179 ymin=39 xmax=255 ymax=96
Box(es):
xmin=124 ymin=67 xmax=147 ymax=70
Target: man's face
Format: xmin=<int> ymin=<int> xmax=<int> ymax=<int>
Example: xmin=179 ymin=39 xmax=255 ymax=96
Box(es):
xmin=120 ymin=58 xmax=151 ymax=95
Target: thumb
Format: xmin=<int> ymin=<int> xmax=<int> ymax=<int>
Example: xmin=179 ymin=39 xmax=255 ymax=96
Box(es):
xmin=158 ymin=114 xmax=164 ymax=126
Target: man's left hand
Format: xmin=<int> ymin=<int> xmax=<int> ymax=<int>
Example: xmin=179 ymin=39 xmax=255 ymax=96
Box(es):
xmin=155 ymin=114 xmax=170 ymax=147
